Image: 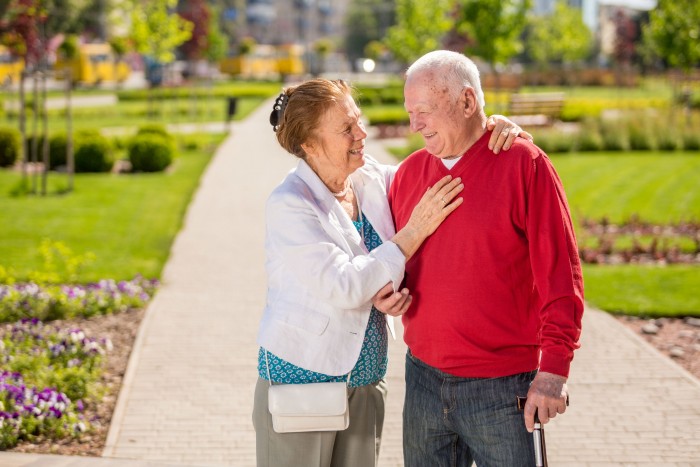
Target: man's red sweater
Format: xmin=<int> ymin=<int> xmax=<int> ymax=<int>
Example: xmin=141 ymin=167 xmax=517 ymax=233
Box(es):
xmin=389 ymin=131 xmax=584 ymax=378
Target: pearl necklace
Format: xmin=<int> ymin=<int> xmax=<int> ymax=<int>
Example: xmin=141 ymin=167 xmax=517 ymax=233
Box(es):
xmin=330 ymin=180 xmax=351 ymax=198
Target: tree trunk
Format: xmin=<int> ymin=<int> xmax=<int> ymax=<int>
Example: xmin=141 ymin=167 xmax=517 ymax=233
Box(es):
xmin=41 ymin=71 xmax=49 ymax=196
xmin=31 ymin=72 xmax=39 ymax=194
xmin=19 ymin=70 xmax=27 ymax=187
xmin=66 ymin=68 xmax=74 ymax=192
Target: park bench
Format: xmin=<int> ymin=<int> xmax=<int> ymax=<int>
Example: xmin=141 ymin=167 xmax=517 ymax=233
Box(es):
xmin=508 ymin=92 xmax=565 ymax=126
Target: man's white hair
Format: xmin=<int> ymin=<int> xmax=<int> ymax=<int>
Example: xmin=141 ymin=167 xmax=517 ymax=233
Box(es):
xmin=406 ymin=50 xmax=486 ymax=109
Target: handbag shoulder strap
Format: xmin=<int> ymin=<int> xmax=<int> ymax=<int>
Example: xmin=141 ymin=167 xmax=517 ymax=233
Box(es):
xmin=264 ymin=349 xmax=351 ymax=387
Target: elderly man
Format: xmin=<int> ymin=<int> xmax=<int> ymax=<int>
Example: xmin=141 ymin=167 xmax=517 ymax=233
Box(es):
xmin=388 ymin=50 xmax=584 ymax=466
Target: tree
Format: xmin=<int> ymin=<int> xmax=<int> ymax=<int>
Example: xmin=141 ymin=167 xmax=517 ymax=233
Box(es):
xmin=525 ymin=0 xmax=591 ymax=83
xmin=642 ymin=0 xmax=700 ymax=72
xmin=642 ymin=0 xmax=700 ymax=113
xmin=313 ymin=38 xmax=333 ymax=76
xmin=344 ymin=0 xmax=395 ymax=66
xmin=58 ymin=35 xmax=79 ymax=191
xmin=204 ymin=6 xmax=226 ymax=65
xmin=129 ymin=0 xmax=193 ymax=87
xmin=179 ymin=0 xmax=209 ymax=64
xmin=1 ymin=0 xmax=44 ymax=193
xmin=456 ymin=0 xmax=530 ymax=76
xmin=384 ymin=0 xmax=455 ymax=65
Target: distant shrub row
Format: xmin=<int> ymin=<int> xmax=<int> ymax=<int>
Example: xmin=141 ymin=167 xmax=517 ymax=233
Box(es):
xmin=533 ymin=116 xmax=700 ymax=154
xmin=116 ymin=83 xmax=279 ymax=102
xmin=0 ymin=124 xmax=176 ymax=173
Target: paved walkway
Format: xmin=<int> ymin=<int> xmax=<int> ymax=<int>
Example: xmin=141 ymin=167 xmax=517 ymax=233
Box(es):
xmin=3 ymin=99 xmax=700 ymax=467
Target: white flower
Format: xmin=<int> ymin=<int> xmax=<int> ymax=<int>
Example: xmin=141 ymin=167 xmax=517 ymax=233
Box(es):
xmin=70 ymin=331 xmax=85 ymax=342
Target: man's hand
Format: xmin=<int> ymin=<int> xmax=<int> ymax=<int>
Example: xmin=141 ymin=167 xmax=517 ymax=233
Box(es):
xmin=371 ymin=282 xmax=412 ymax=317
xmin=524 ymin=371 xmax=569 ymax=432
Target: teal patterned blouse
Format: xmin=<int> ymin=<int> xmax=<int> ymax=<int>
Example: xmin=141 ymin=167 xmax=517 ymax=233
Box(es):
xmin=258 ymin=211 xmax=389 ymax=388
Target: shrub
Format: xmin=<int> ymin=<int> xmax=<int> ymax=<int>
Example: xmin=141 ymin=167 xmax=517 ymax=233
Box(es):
xmin=600 ymin=125 xmax=629 ymax=151
xmin=656 ymin=130 xmax=681 ymax=151
xmin=576 ymin=119 xmax=604 ymax=152
xmin=363 ymin=107 xmax=409 ymax=126
xmin=128 ymin=134 xmax=174 ymax=172
xmin=628 ymin=122 xmax=655 ymax=150
xmin=576 ymin=129 xmax=604 ymax=152
xmin=532 ymin=130 xmax=574 ymax=154
xmin=48 ymin=133 xmax=68 ymax=170
xmin=682 ymin=131 xmax=700 ymax=151
xmin=136 ymin=123 xmax=172 ymax=140
xmin=74 ymin=130 xmax=113 ymax=173
xmin=0 ymin=127 xmax=20 ymax=167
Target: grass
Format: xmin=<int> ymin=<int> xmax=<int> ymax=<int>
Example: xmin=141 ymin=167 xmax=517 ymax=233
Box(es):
xmin=0 ymin=133 xmax=224 ymax=282
xmin=551 ymin=152 xmax=700 ymax=317
xmin=551 ymin=152 xmax=700 ymax=224
xmin=582 ymin=265 xmax=700 ymax=317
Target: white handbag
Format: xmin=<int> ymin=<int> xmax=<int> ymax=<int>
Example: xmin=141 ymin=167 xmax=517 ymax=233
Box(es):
xmin=265 ymin=350 xmax=350 ymax=433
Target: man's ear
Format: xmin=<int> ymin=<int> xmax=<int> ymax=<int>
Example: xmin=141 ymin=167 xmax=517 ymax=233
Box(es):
xmin=462 ymin=87 xmax=478 ymax=118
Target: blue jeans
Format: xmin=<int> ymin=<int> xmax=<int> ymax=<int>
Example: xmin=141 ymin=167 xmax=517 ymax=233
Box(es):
xmin=403 ymin=350 xmax=537 ymax=467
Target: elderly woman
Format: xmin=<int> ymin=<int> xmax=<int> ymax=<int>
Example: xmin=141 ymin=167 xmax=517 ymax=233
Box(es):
xmin=253 ymin=78 xmax=525 ymax=467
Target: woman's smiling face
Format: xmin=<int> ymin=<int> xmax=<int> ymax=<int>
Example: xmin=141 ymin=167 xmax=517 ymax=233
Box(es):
xmin=303 ymin=94 xmax=368 ymax=179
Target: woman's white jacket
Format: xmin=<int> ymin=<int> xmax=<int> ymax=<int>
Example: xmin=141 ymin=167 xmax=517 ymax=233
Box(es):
xmin=257 ymin=155 xmax=404 ymax=376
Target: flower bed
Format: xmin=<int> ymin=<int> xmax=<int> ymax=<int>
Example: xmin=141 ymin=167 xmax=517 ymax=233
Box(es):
xmin=0 ymin=276 xmax=158 ymax=323
xmin=1 ymin=319 xmax=110 ymax=449
xmin=0 ymin=276 xmax=157 ymax=451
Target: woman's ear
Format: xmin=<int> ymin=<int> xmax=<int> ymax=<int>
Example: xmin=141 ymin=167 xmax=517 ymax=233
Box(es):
xmin=300 ymin=140 xmax=315 ymax=158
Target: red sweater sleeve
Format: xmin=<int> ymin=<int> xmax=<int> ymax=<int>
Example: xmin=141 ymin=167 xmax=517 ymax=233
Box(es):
xmin=526 ymin=151 xmax=584 ymax=377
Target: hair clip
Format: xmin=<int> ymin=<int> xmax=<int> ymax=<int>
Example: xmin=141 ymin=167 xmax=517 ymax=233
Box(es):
xmin=269 ymin=92 xmax=288 ymax=132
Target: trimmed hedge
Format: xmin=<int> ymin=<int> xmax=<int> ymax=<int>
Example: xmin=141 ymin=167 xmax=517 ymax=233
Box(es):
xmin=128 ymin=134 xmax=174 ymax=172
xmin=74 ymin=130 xmax=113 ymax=173
xmin=0 ymin=127 xmax=20 ymax=167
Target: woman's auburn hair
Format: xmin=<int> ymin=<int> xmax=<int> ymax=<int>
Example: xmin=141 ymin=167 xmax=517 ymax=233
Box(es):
xmin=276 ymin=79 xmax=353 ymax=159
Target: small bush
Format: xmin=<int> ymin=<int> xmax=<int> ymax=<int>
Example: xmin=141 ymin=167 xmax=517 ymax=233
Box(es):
xmin=74 ymin=130 xmax=113 ymax=173
xmin=628 ymin=122 xmax=655 ymax=150
xmin=682 ymin=131 xmax=700 ymax=151
xmin=136 ymin=123 xmax=171 ymax=139
xmin=656 ymin=131 xmax=681 ymax=151
xmin=128 ymin=134 xmax=174 ymax=172
xmin=600 ymin=126 xmax=629 ymax=151
xmin=533 ymin=130 xmax=574 ymax=154
xmin=0 ymin=127 xmax=20 ymax=167
xmin=576 ymin=119 xmax=604 ymax=152
xmin=576 ymin=130 xmax=604 ymax=152
xmin=24 ymin=135 xmax=48 ymax=165
xmin=48 ymin=133 xmax=68 ymax=169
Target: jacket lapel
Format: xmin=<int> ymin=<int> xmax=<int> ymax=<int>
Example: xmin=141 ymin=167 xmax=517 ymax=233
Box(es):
xmin=294 ymin=160 xmax=364 ymax=253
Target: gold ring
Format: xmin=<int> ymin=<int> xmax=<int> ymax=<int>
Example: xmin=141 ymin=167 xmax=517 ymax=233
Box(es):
xmin=441 ymin=198 xmax=446 ymax=205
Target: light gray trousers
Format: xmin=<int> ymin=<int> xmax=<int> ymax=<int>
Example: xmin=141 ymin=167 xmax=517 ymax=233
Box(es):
xmin=253 ymin=378 xmax=388 ymax=467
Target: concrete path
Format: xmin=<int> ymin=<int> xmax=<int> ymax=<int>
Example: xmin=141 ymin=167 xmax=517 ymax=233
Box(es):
xmin=2 ymin=98 xmax=700 ymax=466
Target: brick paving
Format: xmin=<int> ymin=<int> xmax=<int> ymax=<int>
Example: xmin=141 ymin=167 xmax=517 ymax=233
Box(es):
xmin=2 ymin=99 xmax=699 ymax=467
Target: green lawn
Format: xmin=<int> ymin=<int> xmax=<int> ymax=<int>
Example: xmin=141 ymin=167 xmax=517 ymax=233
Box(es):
xmin=582 ymin=265 xmax=700 ymax=317
xmin=552 ymin=152 xmax=700 ymax=224
xmin=0 ymin=134 xmax=224 ymax=282
xmin=551 ymin=152 xmax=700 ymax=316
